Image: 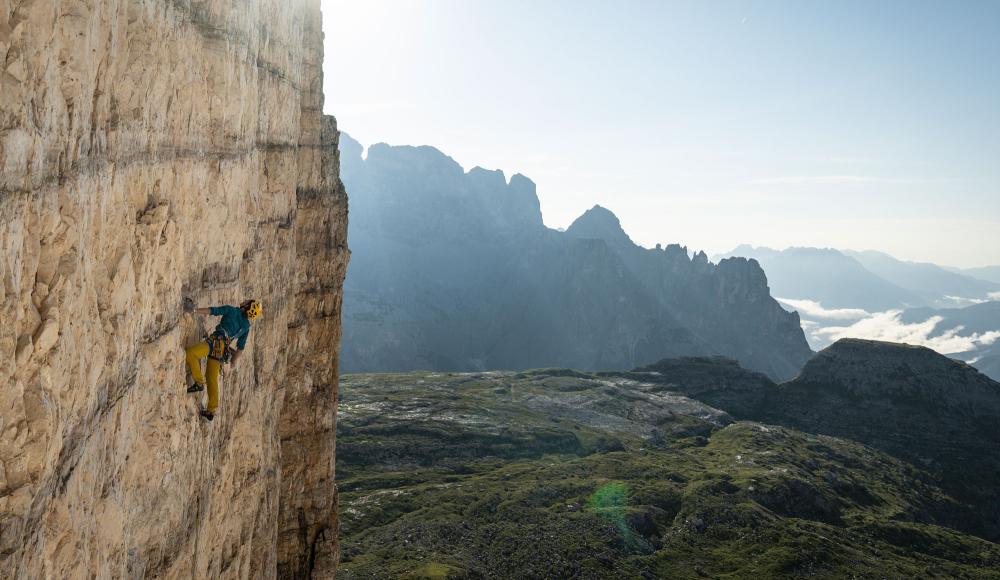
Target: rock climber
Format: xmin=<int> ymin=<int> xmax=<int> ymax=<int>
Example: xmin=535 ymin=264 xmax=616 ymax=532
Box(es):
xmin=184 ymin=299 xmax=262 ymax=421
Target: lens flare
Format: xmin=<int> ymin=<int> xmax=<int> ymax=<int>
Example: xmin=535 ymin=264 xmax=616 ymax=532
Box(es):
xmin=588 ymin=483 xmax=652 ymax=554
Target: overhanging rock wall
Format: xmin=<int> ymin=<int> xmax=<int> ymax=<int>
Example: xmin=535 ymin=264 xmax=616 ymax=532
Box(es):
xmin=0 ymin=1 xmax=348 ymax=577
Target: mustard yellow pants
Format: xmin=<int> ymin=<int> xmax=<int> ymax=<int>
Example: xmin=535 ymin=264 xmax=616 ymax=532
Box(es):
xmin=185 ymin=341 xmax=221 ymax=413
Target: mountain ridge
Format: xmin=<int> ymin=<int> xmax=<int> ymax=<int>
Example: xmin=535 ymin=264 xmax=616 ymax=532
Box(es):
xmin=716 ymin=245 xmax=925 ymax=311
xmin=340 ymin=134 xmax=812 ymax=380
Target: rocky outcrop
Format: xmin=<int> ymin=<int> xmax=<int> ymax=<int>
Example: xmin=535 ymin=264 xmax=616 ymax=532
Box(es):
xmin=789 ymin=338 xmax=1000 ymax=407
xmin=630 ymin=356 xmax=775 ymax=413
xmin=564 ymin=205 xmax=634 ymax=246
xmin=340 ymin=135 xmax=812 ymax=380
xmin=1 ymin=1 xmax=347 ymax=578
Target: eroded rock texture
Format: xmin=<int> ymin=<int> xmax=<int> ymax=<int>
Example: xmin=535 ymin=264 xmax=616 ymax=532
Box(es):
xmin=0 ymin=1 xmax=347 ymax=578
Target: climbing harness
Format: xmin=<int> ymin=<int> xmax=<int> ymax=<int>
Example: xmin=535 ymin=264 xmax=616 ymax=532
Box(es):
xmin=206 ymin=331 xmax=234 ymax=363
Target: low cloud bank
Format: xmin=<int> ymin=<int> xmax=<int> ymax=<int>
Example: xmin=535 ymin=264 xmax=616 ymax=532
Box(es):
xmin=816 ymin=311 xmax=1000 ymax=354
xmin=943 ymin=295 xmax=989 ymax=307
xmin=777 ymin=298 xmax=870 ymax=321
xmin=782 ymin=297 xmax=1000 ymax=355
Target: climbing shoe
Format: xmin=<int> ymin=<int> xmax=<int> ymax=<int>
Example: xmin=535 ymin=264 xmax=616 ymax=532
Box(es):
xmin=200 ymin=410 xmax=214 ymax=421
xmin=187 ymin=383 xmax=204 ymax=393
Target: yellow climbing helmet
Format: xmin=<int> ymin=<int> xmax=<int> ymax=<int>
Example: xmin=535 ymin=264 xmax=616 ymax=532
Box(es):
xmin=242 ymin=299 xmax=262 ymax=321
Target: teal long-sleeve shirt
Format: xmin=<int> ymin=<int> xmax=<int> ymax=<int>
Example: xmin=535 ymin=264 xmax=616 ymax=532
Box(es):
xmin=209 ymin=305 xmax=252 ymax=350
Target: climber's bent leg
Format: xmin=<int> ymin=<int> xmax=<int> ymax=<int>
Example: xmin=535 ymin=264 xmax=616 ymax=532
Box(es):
xmin=186 ymin=341 xmax=209 ymax=386
xmin=206 ymin=358 xmax=221 ymax=414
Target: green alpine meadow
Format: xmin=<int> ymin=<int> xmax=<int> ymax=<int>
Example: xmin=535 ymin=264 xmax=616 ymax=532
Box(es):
xmin=335 ymin=343 xmax=1000 ymax=578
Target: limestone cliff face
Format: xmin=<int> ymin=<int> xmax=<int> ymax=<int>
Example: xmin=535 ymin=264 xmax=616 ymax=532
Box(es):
xmin=0 ymin=1 xmax=348 ymax=578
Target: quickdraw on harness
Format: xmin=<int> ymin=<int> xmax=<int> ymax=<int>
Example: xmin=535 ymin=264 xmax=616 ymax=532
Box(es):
xmin=206 ymin=330 xmax=234 ymax=363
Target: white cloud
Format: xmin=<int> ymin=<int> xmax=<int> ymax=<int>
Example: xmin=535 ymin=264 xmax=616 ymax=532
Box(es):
xmin=943 ymin=295 xmax=988 ymax=307
xmin=990 ymin=291 xmax=1000 ymax=301
xmin=815 ymin=310 xmax=1000 ymax=355
xmin=777 ymin=298 xmax=870 ymax=321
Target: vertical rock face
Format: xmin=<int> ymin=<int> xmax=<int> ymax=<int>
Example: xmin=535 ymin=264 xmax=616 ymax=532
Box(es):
xmin=0 ymin=1 xmax=347 ymax=578
xmin=278 ymin=115 xmax=348 ymax=578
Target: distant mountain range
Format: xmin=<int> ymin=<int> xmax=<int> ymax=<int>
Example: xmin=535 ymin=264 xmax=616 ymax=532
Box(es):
xmin=718 ymin=245 xmax=1000 ymax=311
xmin=718 ymin=245 xmax=1000 ymax=379
xmin=976 ymin=351 xmax=1000 ymax=378
xmin=954 ymin=265 xmax=1000 ymax=285
xmin=717 ymin=245 xmax=924 ymax=311
xmin=339 ymin=135 xmax=811 ymax=380
xmin=845 ymin=249 xmax=1000 ymax=307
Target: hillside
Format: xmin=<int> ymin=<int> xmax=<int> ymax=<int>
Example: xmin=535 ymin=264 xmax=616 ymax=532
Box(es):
xmin=337 ymin=367 xmax=1000 ymax=578
xmin=637 ymin=339 xmax=1000 ymax=541
xmin=340 ymin=136 xmax=812 ymax=380
xmin=765 ymin=339 xmax=1000 ymax=540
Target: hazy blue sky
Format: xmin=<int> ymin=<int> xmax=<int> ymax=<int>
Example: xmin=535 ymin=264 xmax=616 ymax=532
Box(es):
xmin=322 ymin=1 xmax=1000 ymax=268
